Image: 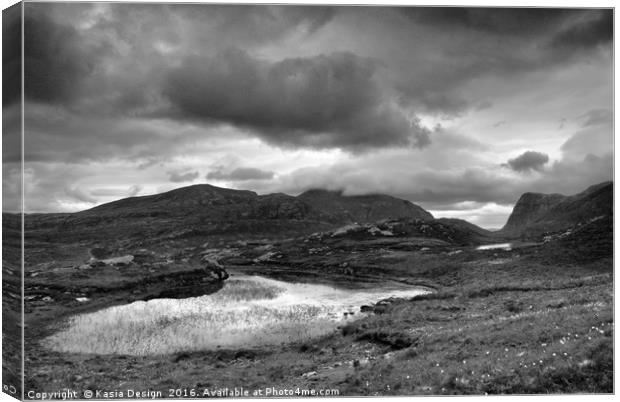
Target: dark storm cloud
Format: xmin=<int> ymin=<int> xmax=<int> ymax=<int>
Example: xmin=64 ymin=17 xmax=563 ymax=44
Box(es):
xmin=164 ymin=49 xmax=430 ymax=151
xmin=399 ymin=7 xmax=573 ymax=35
xmin=550 ymin=10 xmax=613 ymax=50
xmin=23 ymin=6 xmax=108 ymax=103
xmin=504 ymin=151 xmax=550 ymax=172
xmin=399 ymin=7 xmax=612 ymax=48
xmin=171 ymin=4 xmax=335 ymax=42
xmin=392 ymin=8 xmax=612 ymax=116
xmin=2 ymin=105 xmax=21 ymax=163
xmin=207 ymin=167 xmax=275 ymax=182
xmin=17 ymin=3 xmax=335 ymax=119
xmin=168 ymin=171 xmax=200 ymax=183
xmin=19 ymin=5 xmax=611 ymax=149
xmin=3 ymin=4 xmax=22 ymax=107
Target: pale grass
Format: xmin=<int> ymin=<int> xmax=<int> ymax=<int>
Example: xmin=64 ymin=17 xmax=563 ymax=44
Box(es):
xmin=43 ymin=276 xmax=427 ymax=356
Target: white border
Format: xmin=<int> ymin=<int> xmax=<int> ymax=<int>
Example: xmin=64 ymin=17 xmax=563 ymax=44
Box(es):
xmin=0 ymin=2 xmax=616 ymax=402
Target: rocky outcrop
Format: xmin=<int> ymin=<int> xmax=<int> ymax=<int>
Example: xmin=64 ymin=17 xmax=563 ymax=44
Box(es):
xmin=501 ymin=192 xmax=566 ymax=234
xmin=500 ymin=181 xmax=613 ymax=238
xmin=305 ymin=217 xmax=492 ymax=246
xmin=253 ymin=193 xmax=310 ymax=220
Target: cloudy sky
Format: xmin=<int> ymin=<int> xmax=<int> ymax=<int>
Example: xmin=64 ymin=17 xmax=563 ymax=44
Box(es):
xmin=3 ymin=3 xmax=613 ymax=228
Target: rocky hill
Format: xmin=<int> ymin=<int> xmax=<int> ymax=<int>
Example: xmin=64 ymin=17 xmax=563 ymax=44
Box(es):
xmin=501 ymin=193 xmax=566 ymax=233
xmin=298 ymin=189 xmax=433 ymax=223
xmin=82 ymin=185 xmax=310 ymax=221
xmin=25 ymin=184 xmax=434 ymax=247
xmin=78 ymin=185 xmax=432 ymax=224
xmin=499 ymin=181 xmax=613 ymax=238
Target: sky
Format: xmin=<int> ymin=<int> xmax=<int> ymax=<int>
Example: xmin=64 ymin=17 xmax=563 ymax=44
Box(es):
xmin=2 ymin=3 xmax=614 ymax=228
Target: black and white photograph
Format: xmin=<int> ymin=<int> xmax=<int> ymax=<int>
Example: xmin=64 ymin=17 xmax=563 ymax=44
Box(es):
xmin=1 ymin=1 xmax=615 ymax=399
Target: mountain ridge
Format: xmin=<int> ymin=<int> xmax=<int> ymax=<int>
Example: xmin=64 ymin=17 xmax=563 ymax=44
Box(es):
xmin=20 ymin=181 xmax=612 ymax=247
xmin=79 ymin=184 xmax=434 ymax=223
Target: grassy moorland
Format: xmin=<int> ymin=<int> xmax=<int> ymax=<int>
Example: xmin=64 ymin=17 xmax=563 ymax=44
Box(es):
xmin=22 ymin=228 xmax=613 ymax=396
xmin=337 ymin=253 xmax=613 ymax=394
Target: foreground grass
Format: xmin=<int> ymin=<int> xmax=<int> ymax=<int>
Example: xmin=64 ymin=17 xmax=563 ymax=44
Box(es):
xmin=332 ymin=252 xmax=613 ymax=395
xmin=340 ymin=285 xmax=612 ymax=394
xmin=28 ymin=251 xmax=613 ymax=396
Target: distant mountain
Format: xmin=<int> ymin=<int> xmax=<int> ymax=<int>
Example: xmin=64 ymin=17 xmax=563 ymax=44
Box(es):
xmin=82 ymin=185 xmax=310 ymax=220
xmin=81 ymin=184 xmax=433 ymax=223
xmin=44 ymin=184 xmax=433 ymax=244
xmin=499 ymin=181 xmax=613 ymax=238
xmin=298 ymin=189 xmax=434 ymax=223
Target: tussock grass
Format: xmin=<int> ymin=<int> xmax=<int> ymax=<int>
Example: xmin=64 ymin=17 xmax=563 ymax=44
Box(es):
xmin=43 ymin=279 xmax=324 ymax=355
xmin=42 ymin=277 xmax=427 ymax=356
xmin=215 ymin=279 xmax=284 ymax=301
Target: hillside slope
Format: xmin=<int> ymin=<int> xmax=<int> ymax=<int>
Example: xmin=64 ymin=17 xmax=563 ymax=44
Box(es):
xmin=436 ymin=218 xmax=492 ymax=237
xmin=499 ymin=181 xmax=612 ymax=238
